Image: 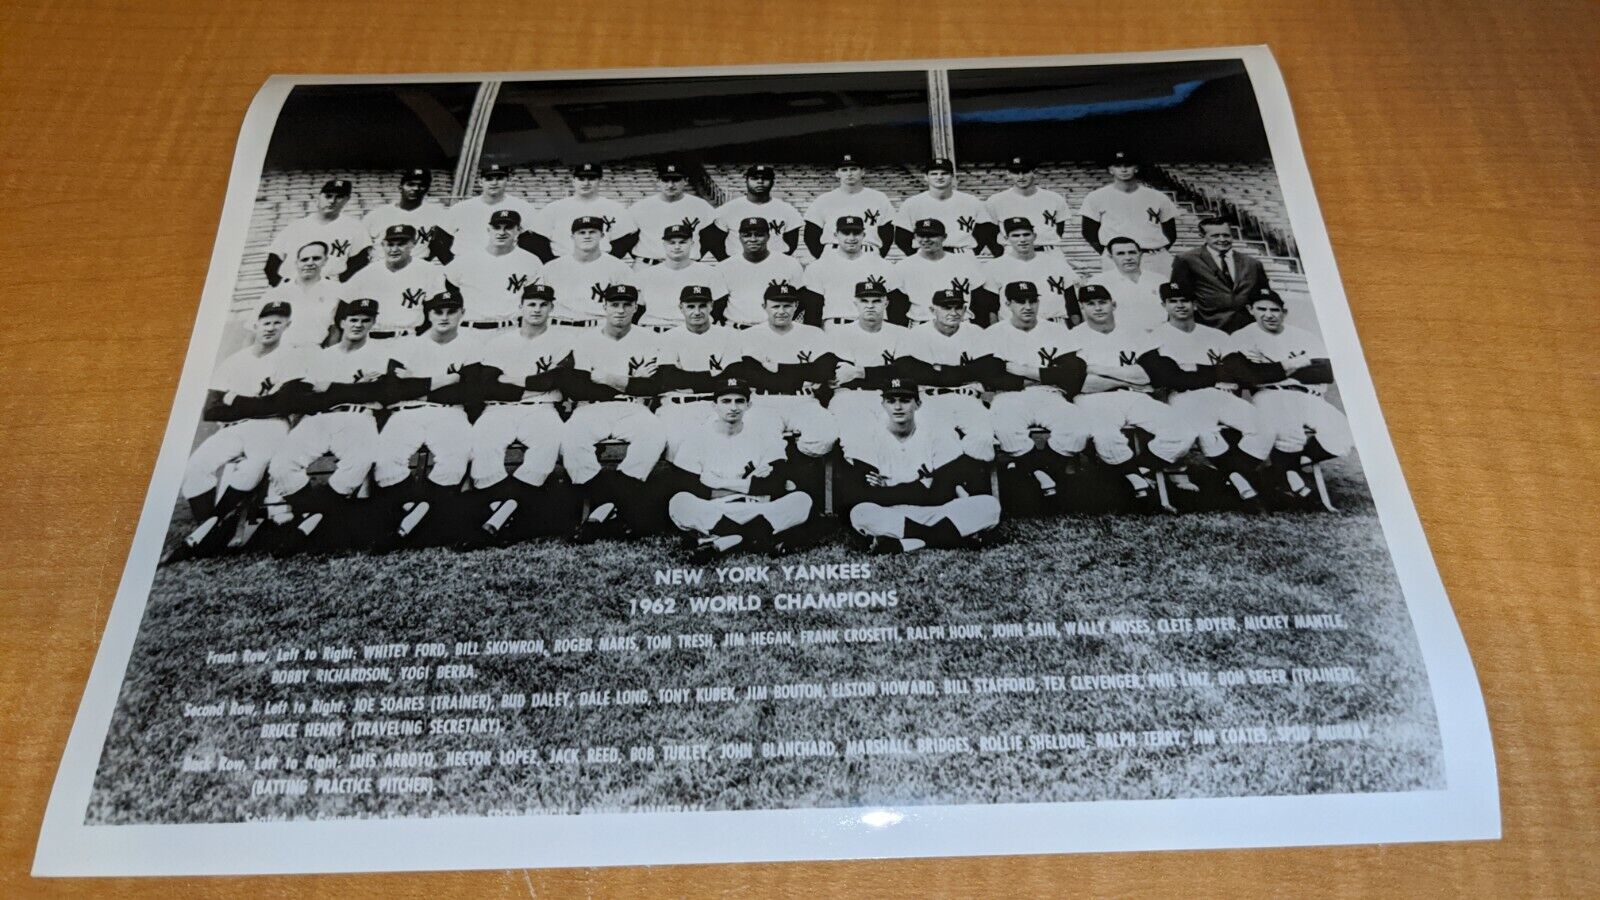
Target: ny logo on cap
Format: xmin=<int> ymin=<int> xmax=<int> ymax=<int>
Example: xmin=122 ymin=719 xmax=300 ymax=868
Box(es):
xmin=726 ymin=378 xmax=739 ymax=388
xmin=890 ymin=378 xmax=903 ymax=388
xmin=1012 ymin=157 xmax=1022 ymax=166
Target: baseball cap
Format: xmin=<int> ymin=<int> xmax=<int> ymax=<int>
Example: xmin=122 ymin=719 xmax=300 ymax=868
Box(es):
xmin=400 ymin=168 xmax=432 ymax=184
xmin=602 ymin=283 xmax=640 ymax=304
xmin=571 ymin=215 xmax=606 ymax=233
xmin=258 ymin=300 xmax=292 ymax=319
xmin=1108 ymin=149 xmax=1140 ymax=167
xmin=383 ymin=224 xmax=418 ymax=242
xmin=1006 ymin=156 xmax=1034 ymax=173
xmin=837 ymin=152 xmax=861 ymax=167
xmin=321 ymin=179 xmax=353 ymax=196
xmin=738 ymin=216 xmax=770 ymax=235
xmin=854 ymin=279 xmax=888 ymax=299
xmin=1004 ymin=281 xmax=1039 ymax=301
xmin=835 ymin=215 xmax=865 ymax=234
xmin=662 ymin=223 xmax=694 ymax=241
xmin=1078 ymin=283 xmax=1112 ymax=304
xmin=521 ymin=283 xmax=555 ymax=302
xmin=925 ymin=157 xmax=955 ymax=174
xmin=931 ymin=288 xmax=967 ymax=308
xmin=1247 ymin=285 xmax=1284 ymax=307
xmin=656 ymin=162 xmax=686 ymax=179
xmin=335 ymin=297 xmax=378 ymax=320
xmin=488 ymin=209 xmax=522 ymax=227
xmin=712 ymin=376 xmax=751 ymax=399
xmin=1159 ymin=282 xmax=1189 ymax=302
xmin=480 ymin=162 xmax=512 ymax=178
xmin=679 ymin=285 xmax=714 ymax=304
xmin=572 ymin=162 xmax=603 ymax=178
xmin=1002 ymin=216 xmax=1035 ymax=234
xmin=913 ymin=218 xmax=946 ymax=237
xmin=881 ymin=376 xmax=920 ymax=400
xmin=763 ymin=283 xmax=800 ymax=303
xmin=423 ymin=291 xmax=463 ymax=313
xmin=744 ymin=164 xmax=775 ymax=179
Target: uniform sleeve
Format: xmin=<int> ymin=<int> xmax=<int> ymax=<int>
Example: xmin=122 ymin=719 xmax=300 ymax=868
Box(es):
xmin=803 ymin=195 xmax=827 ymax=227
xmin=267 ymin=225 xmax=295 ymax=262
xmin=968 ymin=194 xmax=994 ymax=225
xmin=1078 ymin=189 xmax=1103 ymax=221
xmin=802 ymin=261 xmax=827 ymax=293
xmin=1157 ymin=190 xmax=1180 ymax=223
xmin=893 ymin=197 xmax=916 ymax=231
xmin=675 ymin=433 xmax=706 ymax=476
xmin=611 ymin=202 xmax=639 ymax=237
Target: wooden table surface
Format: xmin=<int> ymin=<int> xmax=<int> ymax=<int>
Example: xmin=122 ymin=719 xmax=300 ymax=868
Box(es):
xmin=1 ymin=0 xmax=1596 ymax=895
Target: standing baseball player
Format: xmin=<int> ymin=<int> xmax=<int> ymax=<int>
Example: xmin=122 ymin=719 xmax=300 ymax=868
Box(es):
xmin=802 ymin=215 xmax=901 ymax=325
xmin=264 ymin=178 xmax=370 ymax=286
xmin=667 ymin=377 xmax=815 ymax=561
xmin=838 ymin=377 xmax=1001 ymax=554
xmin=894 ymin=289 xmax=998 ymax=462
xmin=170 ymin=300 xmax=306 ymax=560
xmin=260 ymin=240 xmax=340 ymax=348
xmin=441 ymin=163 xmax=540 ymax=261
xmin=894 ymin=158 xmax=998 ymax=257
xmin=1224 ymin=287 xmax=1352 ymax=501
xmin=533 ymin=162 xmax=639 ymax=260
xmin=1139 ymin=282 xmax=1273 ymax=501
xmin=982 ymin=217 xmax=1083 ymax=326
xmin=705 ymin=164 xmax=802 ymax=260
xmin=635 ymin=224 xmax=728 ymax=329
xmin=985 ymin=157 xmax=1072 ymax=249
xmin=803 ymin=153 xmax=896 ymax=258
xmin=443 ymin=209 xmax=545 ymax=331
xmin=894 ymin=219 xmax=988 ymax=325
xmin=1068 ymin=283 xmax=1199 ymax=501
xmin=559 ymin=284 xmax=669 ymax=540
xmin=716 ymin=217 xmax=805 ymax=328
xmin=627 ymin=162 xmax=717 ymax=264
xmin=827 ymin=279 xmax=911 ymax=448
xmin=542 ymin=215 xmax=635 ymax=327
xmin=362 ymin=168 xmax=450 ymax=262
xmin=338 ymin=224 xmax=449 ymax=339
xmin=1078 ymin=150 xmax=1179 ymax=274
xmin=1087 ymin=236 xmax=1169 ymax=333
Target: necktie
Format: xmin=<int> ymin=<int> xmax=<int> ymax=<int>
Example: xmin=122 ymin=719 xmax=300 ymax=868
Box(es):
xmin=1218 ymin=253 xmax=1233 ymax=288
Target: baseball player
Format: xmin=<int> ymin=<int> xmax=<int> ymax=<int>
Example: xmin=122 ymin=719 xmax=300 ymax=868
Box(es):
xmin=706 ymin=164 xmax=802 ymax=260
xmin=635 ymin=223 xmax=728 ymax=329
xmin=801 ymin=215 xmax=901 ymax=325
xmin=982 ymin=217 xmax=1083 ymax=326
xmin=441 ymin=163 xmax=540 ymax=260
xmin=894 ymin=289 xmax=998 ymax=461
xmin=838 ymin=377 xmax=1002 ymax=554
xmin=627 ymin=162 xmax=717 ymax=264
xmin=739 ymin=284 xmax=840 ymax=461
xmin=1069 ymin=283 xmax=1199 ymax=501
xmin=169 ymin=300 xmax=306 ymax=560
xmin=338 ymin=224 xmax=450 ymax=339
xmin=542 ymin=215 xmax=635 ymax=326
xmin=985 ymin=157 xmax=1072 ymax=249
xmin=827 ymin=279 xmax=911 ymax=448
xmin=533 ymin=162 xmax=639 ymax=260
xmin=716 ymin=217 xmax=805 ymax=327
xmin=259 ymin=240 xmax=340 ymax=348
xmin=1078 ymin=150 xmax=1178 ymax=274
xmin=264 ymin=178 xmax=370 ymax=286
xmin=362 ymin=168 xmax=449 ymax=262
xmin=894 ymin=158 xmax=997 ymax=257
xmin=1087 ymin=236 xmax=1168 ymax=333
xmin=443 ymin=209 xmax=545 ymax=330
xmin=558 ymin=284 xmax=669 ymax=540
xmin=803 ymin=153 xmax=896 ymax=258
xmin=894 ymin=219 xmax=987 ymax=325
xmin=264 ymin=298 xmax=394 ymax=545
xmin=652 ymin=285 xmax=742 ymax=460
xmin=667 ymin=377 xmax=815 ymax=561
xmin=982 ymin=281 xmax=1095 ymax=500
xmin=1139 ymin=282 xmax=1273 ymax=500
xmin=1224 ymin=287 xmax=1352 ymax=500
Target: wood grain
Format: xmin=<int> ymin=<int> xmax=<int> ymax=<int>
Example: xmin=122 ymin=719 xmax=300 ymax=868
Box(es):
xmin=1 ymin=0 xmax=1596 ymax=895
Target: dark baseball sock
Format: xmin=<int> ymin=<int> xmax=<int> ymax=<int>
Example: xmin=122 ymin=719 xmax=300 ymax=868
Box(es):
xmin=187 ymin=493 xmax=216 ymax=524
xmin=904 ymin=517 xmax=962 ymax=548
xmin=213 ymin=486 xmax=252 ymax=520
xmin=739 ymin=516 xmax=775 ymax=548
xmin=709 ymin=515 xmax=740 ymax=537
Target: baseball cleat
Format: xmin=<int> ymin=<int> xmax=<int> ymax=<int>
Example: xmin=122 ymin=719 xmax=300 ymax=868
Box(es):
xmin=1032 ymin=470 xmax=1058 ymax=496
xmin=483 ymin=499 xmax=518 ymax=535
xmin=265 ymin=500 xmax=294 ymax=526
xmin=1228 ymin=472 xmax=1258 ymax=501
xmin=1168 ymin=472 xmax=1201 ymax=493
xmin=297 ymin=513 xmax=323 ymax=536
xmin=689 ymin=534 xmax=742 ymax=563
xmin=1125 ymin=472 xmax=1153 ymax=500
xmin=184 ymin=516 xmax=219 ymax=548
xmin=1284 ymin=470 xmax=1312 ymax=498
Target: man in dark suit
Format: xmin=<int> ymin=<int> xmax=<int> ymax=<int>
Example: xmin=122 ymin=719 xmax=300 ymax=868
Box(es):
xmin=1169 ymin=216 xmax=1269 ymax=332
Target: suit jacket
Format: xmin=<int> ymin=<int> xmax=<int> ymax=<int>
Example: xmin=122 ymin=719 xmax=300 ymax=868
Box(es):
xmin=1169 ymin=245 xmax=1268 ymax=331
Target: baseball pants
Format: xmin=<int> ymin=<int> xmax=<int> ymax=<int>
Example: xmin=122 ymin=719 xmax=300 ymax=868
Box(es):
xmin=374 ymin=405 xmax=472 ymax=489
xmin=1166 ymin=388 xmax=1275 ymax=461
xmin=182 ymin=418 xmax=289 ymax=500
xmin=1250 ymin=389 xmax=1354 ymax=457
xmin=469 ymin=402 xmax=565 ymax=490
xmin=1072 ymin=390 xmax=1198 ymax=465
xmin=269 ymin=410 xmax=379 ymax=497
xmin=988 ymin=387 xmax=1092 ymax=457
xmin=920 ymin=391 xmax=997 ymax=461
xmin=560 ymin=401 xmax=667 ymax=484
xmin=751 ymin=394 xmax=839 ymax=457
xmin=848 ymin=494 xmax=1002 ymax=539
xmin=668 ymin=491 xmax=813 ymax=536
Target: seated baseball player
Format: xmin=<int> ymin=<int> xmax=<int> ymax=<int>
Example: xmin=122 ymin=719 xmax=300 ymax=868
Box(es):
xmin=339 ymin=224 xmax=449 ymax=340
xmin=265 ymin=298 xmax=395 ymax=546
xmin=543 ymin=215 xmax=635 ymax=327
xmin=1069 ymin=283 xmax=1200 ymax=501
xmin=802 ymin=215 xmax=901 ymax=326
xmin=443 ymin=208 xmax=544 ymax=332
xmin=558 ymin=283 xmax=670 ymax=540
xmin=636 ymin=224 xmax=728 ymax=330
xmin=716 ymin=217 xmax=804 ymax=328
xmin=838 ymin=377 xmax=1002 ymax=554
xmin=652 ymin=284 xmax=781 ymax=462
xmin=667 ymin=377 xmax=815 ymax=561
xmin=981 ymin=281 xmax=1094 ymax=500
xmin=738 ymin=283 xmax=840 ymax=462
xmin=827 ymin=278 xmax=911 ymax=449
xmin=169 ymin=300 xmax=306 ymax=560
xmin=1223 ymin=286 xmax=1353 ymax=501
xmin=894 ymin=289 xmax=999 ymax=462
xmin=1139 ymin=282 xmax=1274 ymax=501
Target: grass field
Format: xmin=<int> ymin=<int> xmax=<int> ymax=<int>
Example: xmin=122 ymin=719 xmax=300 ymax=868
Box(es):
xmin=86 ymin=453 xmax=1445 ymax=824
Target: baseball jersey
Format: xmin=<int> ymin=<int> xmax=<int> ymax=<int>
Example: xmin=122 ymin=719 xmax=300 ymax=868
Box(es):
xmin=895 ymin=252 xmax=985 ymax=321
xmin=895 ymin=190 xmax=992 ymax=251
xmin=362 ymin=200 xmax=451 ymax=257
xmin=1078 ymin=184 xmax=1179 ymax=251
xmin=261 ymin=277 xmax=341 ymax=349
xmin=741 ymin=324 xmax=830 ymax=372
xmin=842 ymin=421 xmax=964 ymax=485
xmin=804 ymin=187 xmax=895 ymax=247
xmin=444 ymin=245 xmax=545 ymax=321
xmin=268 ymin=212 xmax=370 ymax=279
xmin=568 ymin=326 xmax=662 ymax=393
xmin=716 ymin=253 xmax=806 ymax=326
xmin=711 ymin=197 xmax=804 ymax=257
xmin=803 ymin=249 xmax=900 ymax=321
xmin=480 ymin=327 xmax=574 ymax=404
xmin=829 ymin=322 xmax=910 ymax=382
xmin=338 ymin=259 xmax=449 ymax=332
xmin=1071 ymin=325 xmax=1159 ymax=393
xmin=211 ymin=344 xmax=309 ymax=399
xmin=389 ymin=331 xmax=482 ymax=385
xmin=635 ymin=261 xmax=728 ymax=328
xmin=1089 ymin=267 xmax=1168 ymax=333
xmin=628 ymin=194 xmax=717 ymax=260
xmin=534 ymin=195 xmax=639 ymax=257
xmin=308 ymin=340 xmax=399 ymax=403
xmin=1146 ymin=322 xmax=1236 ymax=372
xmin=1231 ymin=323 xmax=1330 ymax=398
xmin=656 ymin=325 xmax=737 ymax=381
xmin=985 ymin=188 xmax=1072 ymax=246
xmin=900 ymin=323 xmax=992 ymax=385
xmin=541 ymin=253 xmax=636 ymax=323
xmin=980 ymin=320 xmax=1077 ymax=374
xmin=444 ymin=193 xmax=540 ymax=241
xmin=675 ymin=424 xmax=788 ymax=485
xmin=983 ymin=251 xmax=1083 ymax=322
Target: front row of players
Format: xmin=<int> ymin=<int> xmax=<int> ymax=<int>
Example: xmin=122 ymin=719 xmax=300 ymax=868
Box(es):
xmin=175 ymin=277 xmax=1352 ymax=561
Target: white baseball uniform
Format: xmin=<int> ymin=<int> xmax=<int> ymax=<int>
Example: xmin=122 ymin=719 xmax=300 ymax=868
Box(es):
xmin=985 ymin=187 xmax=1072 ymax=246
xmin=182 ymin=343 xmax=306 ymax=502
xmin=667 ymin=420 xmax=812 ymax=538
xmin=1070 ymin=324 xmax=1197 ymax=465
xmin=1145 ymin=322 xmax=1274 ymax=461
xmin=897 ymin=323 xmax=996 ymax=460
xmin=652 ymin=324 xmax=748 ymax=460
xmin=374 ymin=331 xmax=483 ymax=489
xmin=362 ymin=200 xmax=451 ymax=259
xmin=826 ymin=320 xmax=910 ymax=446
xmin=268 ymin=212 xmax=370 ymax=280
xmin=983 ymin=250 xmax=1083 ymax=323
xmin=635 ymin=261 xmax=728 ymax=328
xmin=1231 ymin=322 xmax=1352 ymax=457
xmin=260 ymin=277 xmax=341 ymax=349
xmin=268 ymin=339 xmax=396 ymax=497
xmin=444 ymin=244 xmax=545 ymax=324
xmin=1089 ymin=266 xmax=1169 ymax=333
xmin=628 ymin=194 xmax=717 ymax=262
xmin=711 ymin=197 xmax=804 ymax=258
xmin=559 ymin=326 xmax=668 ymax=484
xmin=980 ymin=320 xmax=1094 ymax=458
xmin=444 ymin=193 xmax=540 ymax=243
xmin=740 ymin=324 xmax=839 ymax=457
xmin=1078 ymin=183 xmax=1179 ymax=252
xmin=716 ymin=253 xmax=805 ymax=327
xmin=895 ymin=251 xmax=985 ymax=323
xmin=541 ymin=253 xmax=636 ymax=325
xmin=534 ymin=195 xmax=639 ymax=257
xmin=805 ymin=186 xmax=895 ymax=249
xmin=470 ymin=327 xmax=574 ymax=489
xmin=895 ymin=190 xmax=992 ymax=251
xmin=841 ymin=420 xmax=1002 ymax=541
xmin=338 ymin=258 xmax=448 ymax=334
xmin=802 ymin=248 xmax=900 ymax=323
